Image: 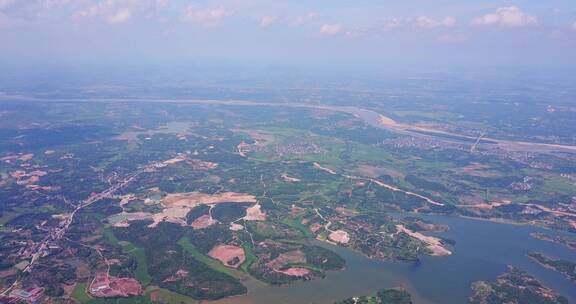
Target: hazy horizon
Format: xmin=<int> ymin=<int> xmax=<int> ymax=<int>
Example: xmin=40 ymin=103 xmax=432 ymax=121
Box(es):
xmin=1 ymin=0 xmax=576 ymax=68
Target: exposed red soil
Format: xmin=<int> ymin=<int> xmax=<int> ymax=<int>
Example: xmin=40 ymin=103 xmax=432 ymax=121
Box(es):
xmin=89 ymin=273 xmax=142 ymax=298
xmin=208 ymin=245 xmax=246 ymax=268
xmin=191 ymin=214 xmax=218 ymax=229
xmin=243 ymin=204 xmax=266 ymax=221
xmin=329 ymin=230 xmax=350 ymax=244
xmin=277 ymin=267 xmax=310 ymax=277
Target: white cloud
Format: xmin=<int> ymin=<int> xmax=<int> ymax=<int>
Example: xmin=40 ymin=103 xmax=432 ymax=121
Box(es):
xmin=472 ymin=6 xmax=538 ymax=27
xmin=260 ymin=15 xmax=276 ymax=27
xmin=107 ymin=8 xmax=131 ymax=24
xmin=382 ymin=18 xmax=403 ymax=30
xmin=319 ymin=23 xmax=342 ymax=36
xmin=73 ymin=0 xmax=166 ymax=25
xmin=0 ymin=0 xmax=74 ymax=23
xmin=181 ymin=5 xmax=232 ymax=27
xmin=415 ymin=16 xmax=457 ymax=28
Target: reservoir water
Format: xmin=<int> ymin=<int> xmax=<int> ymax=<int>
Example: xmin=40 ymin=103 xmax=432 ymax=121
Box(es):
xmin=211 ymin=214 xmax=576 ymax=304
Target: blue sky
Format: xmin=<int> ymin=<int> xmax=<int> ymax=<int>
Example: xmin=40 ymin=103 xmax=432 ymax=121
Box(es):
xmin=0 ymin=0 xmax=575 ymax=67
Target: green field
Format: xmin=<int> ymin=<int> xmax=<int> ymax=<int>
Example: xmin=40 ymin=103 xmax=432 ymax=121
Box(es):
xmin=240 ymin=243 xmax=258 ymax=273
xmin=71 ymin=283 xmax=92 ymax=303
xmin=124 ymin=245 xmax=151 ymax=286
xmin=146 ymin=287 xmax=200 ymax=304
xmin=104 ymin=228 xmax=151 ymax=285
xmin=282 ymin=216 xmax=314 ymax=238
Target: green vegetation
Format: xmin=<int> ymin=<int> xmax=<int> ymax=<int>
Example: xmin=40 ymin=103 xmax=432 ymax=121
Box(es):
xmin=104 ymin=227 xmax=152 ymax=285
xmin=542 ymin=177 xmax=576 ymax=193
xmin=528 ymin=252 xmax=576 ymax=282
xmin=282 ymin=216 xmax=314 ymax=238
xmin=177 ymin=237 xmax=246 ymax=279
xmin=145 ymin=287 xmax=200 ymax=304
xmin=335 ymin=288 xmax=412 ymax=304
xmin=71 ymin=283 xmax=91 ymax=303
xmin=302 ymin=245 xmax=346 ymax=271
xmin=124 ymin=245 xmax=152 ymax=286
xmin=72 ymin=287 xmax=201 ymax=304
xmin=112 ymin=221 xmax=246 ymax=300
xmin=2 ymin=96 xmax=575 ymax=303
xmin=249 ymin=221 xmax=304 ymax=239
xmin=470 ymin=267 xmax=569 ymax=304
xmin=103 ymin=227 xmax=120 ymax=244
xmin=530 ymin=233 xmax=576 ymax=251
xmin=241 ymin=243 xmax=258 ymax=273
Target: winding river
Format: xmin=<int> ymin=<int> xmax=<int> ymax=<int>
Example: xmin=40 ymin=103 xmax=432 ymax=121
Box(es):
xmin=4 ymin=95 xmax=576 ymax=153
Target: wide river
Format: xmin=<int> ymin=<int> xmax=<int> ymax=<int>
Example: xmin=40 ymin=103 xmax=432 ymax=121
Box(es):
xmin=211 ymin=214 xmax=576 ymax=304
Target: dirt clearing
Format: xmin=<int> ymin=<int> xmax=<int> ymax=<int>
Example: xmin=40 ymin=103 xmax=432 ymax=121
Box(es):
xmin=396 ymin=224 xmax=451 ymax=256
xmin=191 ymin=214 xmax=218 ymax=229
xmin=329 ymin=230 xmax=350 ymax=244
xmin=163 ymin=192 xmax=256 ymax=209
xmin=208 ymin=245 xmax=246 ymax=268
xmin=244 ymin=204 xmax=266 ymax=221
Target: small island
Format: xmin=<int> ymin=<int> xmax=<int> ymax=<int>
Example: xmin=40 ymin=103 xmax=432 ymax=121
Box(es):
xmin=470 ymin=266 xmax=568 ymax=304
xmin=531 ymin=233 xmax=576 ymax=251
xmin=528 ymin=252 xmax=576 ymax=282
xmin=335 ymin=288 xmax=412 ymax=304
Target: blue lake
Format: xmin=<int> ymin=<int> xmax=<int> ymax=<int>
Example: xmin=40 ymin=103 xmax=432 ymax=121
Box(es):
xmin=211 ymin=214 xmax=576 ymax=304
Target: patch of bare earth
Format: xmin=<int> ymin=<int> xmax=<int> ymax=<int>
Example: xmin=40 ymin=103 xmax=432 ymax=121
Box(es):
xmin=277 ymin=268 xmax=310 ymax=277
xmin=329 ymin=230 xmax=350 ymax=244
xmin=162 ymin=155 xmax=218 ymax=170
xmin=313 ymin=162 xmax=337 ymax=175
xmin=290 ymin=205 xmax=306 ymax=218
xmin=147 ymin=187 xmax=161 ymax=193
xmin=208 ymin=245 xmax=246 ymax=268
xmin=457 ymin=200 xmax=512 ymax=210
xmin=281 ymin=173 xmax=301 ymax=182
xmin=163 ymin=191 xmax=256 ymax=208
xmin=113 ymin=191 xmax=255 ymax=228
xmin=356 ymin=164 xmax=386 ymax=178
xmin=244 ymin=204 xmax=267 ymax=221
xmin=191 ymin=214 xmax=218 ymax=229
xmin=266 ymin=250 xmax=310 ymax=277
xmin=163 ymin=155 xmax=186 ymax=165
xmin=187 ymin=159 xmax=218 ymax=169
xmin=229 ymin=223 xmax=244 ymax=231
xmin=89 ymin=273 xmax=142 ymax=298
xmin=149 ymin=207 xmax=189 ymax=227
xmin=154 ymin=191 xmax=256 ymax=227
xmin=309 ymin=223 xmax=324 ymax=233
xmin=118 ymin=194 xmax=136 ymax=207
xmin=163 ymin=269 xmax=190 ymax=283
xmin=110 ymin=212 xmax=151 ymax=228
xmin=378 ymin=115 xmax=399 ymax=128
xmin=396 ymin=225 xmax=451 ymax=256
xmin=12 ymin=170 xmax=47 ymax=186
xmin=336 ymin=207 xmax=358 ymax=216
